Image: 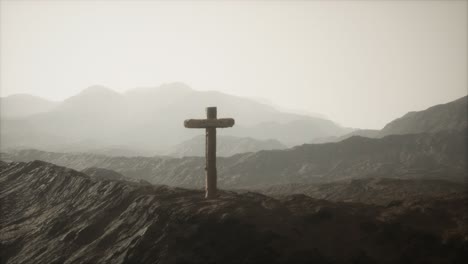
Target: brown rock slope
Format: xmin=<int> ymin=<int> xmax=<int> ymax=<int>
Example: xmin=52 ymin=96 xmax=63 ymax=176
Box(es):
xmin=1 ymin=161 xmax=467 ymax=263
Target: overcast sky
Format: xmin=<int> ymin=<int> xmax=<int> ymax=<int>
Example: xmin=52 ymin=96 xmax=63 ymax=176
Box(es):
xmin=1 ymin=0 xmax=466 ymax=129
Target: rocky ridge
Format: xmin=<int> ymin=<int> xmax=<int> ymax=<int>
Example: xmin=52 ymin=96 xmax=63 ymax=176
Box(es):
xmin=259 ymin=177 xmax=466 ymax=206
xmin=3 ymin=129 xmax=466 ymax=189
xmin=166 ymin=135 xmax=286 ymax=157
xmin=0 ymin=160 xmax=467 ymax=263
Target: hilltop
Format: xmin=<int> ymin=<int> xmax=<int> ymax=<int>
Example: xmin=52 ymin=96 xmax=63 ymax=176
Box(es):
xmin=1 ymin=160 xmax=466 ymax=263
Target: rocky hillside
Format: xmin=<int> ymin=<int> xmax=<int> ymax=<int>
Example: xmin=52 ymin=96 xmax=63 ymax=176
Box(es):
xmin=3 ymin=129 xmax=466 ymax=189
xmin=311 ymin=129 xmax=380 ymax=144
xmin=259 ymin=177 xmax=465 ymax=206
xmin=166 ymin=135 xmax=286 ymax=157
xmin=81 ymin=167 xmax=149 ymax=184
xmin=380 ymin=96 xmax=467 ymax=136
xmin=312 ymin=95 xmax=467 ymax=143
xmin=1 ymin=161 xmax=466 ymax=263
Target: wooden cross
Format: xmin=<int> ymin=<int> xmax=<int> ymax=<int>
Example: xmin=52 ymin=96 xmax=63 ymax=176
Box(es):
xmin=184 ymin=107 xmax=235 ymax=199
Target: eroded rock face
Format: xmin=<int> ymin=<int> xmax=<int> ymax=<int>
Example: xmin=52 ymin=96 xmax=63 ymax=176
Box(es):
xmin=1 ymin=161 xmax=467 ymax=263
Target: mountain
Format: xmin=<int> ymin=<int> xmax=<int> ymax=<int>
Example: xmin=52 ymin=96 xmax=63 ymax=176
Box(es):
xmin=0 ymin=94 xmax=59 ymax=118
xmin=311 ymin=129 xmax=380 ymax=144
xmin=67 ymin=146 xmax=152 ymax=157
xmin=0 ymin=83 xmax=350 ymax=153
xmin=4 ymin=129 xmax=466 ymax=189
xmin=1 ymin=160 xmax=466 ymax=263
xmin=229 ymin=119 xmax=352 ymax=146
xmin=380 ymin=96 xmax=467 ymax=136
xmin=259 ymin=177 xmax=464 ymax=206
xmin=166 ymin=135 xmax=286 ymax=157
xmin=312 ymin=95 xmax=467 ymax=143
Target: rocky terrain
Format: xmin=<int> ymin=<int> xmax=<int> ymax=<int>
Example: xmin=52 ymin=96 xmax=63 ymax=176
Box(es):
xmin=3 ymin=128 xmax=466 ymax=189
xmin=1 ymin=160 xmax=467 ymax=263
xmin=311 ymin=96 xmax=468 ymax=143
xmin=379 ymin=96 xmax=467 ymax=137
xmin=311 ymin=95 xmax=467 ymax=143
xmin=166 ymin=135 xmax=286 ymax=157
xmin=80 ymin=167 xmax=151 ymax=184
xmin=259 ymin=177 xmax=466 ymax=206
xmin=1 ymin=93 xmax=465 ymax=263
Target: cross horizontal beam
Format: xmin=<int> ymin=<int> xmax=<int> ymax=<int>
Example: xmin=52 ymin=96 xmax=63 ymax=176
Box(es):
xmin=184 ymin=118 xmax=235 ymax=128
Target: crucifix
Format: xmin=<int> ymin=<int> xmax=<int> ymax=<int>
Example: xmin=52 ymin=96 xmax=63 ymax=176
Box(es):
xmin=184 ymin=107 xmax=235 ymax=199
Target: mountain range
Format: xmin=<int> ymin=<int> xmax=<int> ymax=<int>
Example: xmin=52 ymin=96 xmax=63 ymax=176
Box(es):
xmin=2 ymin=94 xmax=466 ymax=190
xmin=4 ymin=128 xmax=466 ymax=189
xmin=166 ymin=135 xmax=286 ymax=157
xmin=0 ymin=83 xmax=351 ymax=154
xmin=0 ymin=94 xmax=59 ymax=118
xmin=379 ymin=96 xmax=467 ymax=136
xmin=1 ymin=89 xmax=467 ymax=263
xmin=312 ymin=96 xmax=467 ymax=143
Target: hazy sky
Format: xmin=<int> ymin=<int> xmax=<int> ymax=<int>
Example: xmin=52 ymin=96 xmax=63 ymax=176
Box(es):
xmin=1 ymin=0 xmax=466 ymax=129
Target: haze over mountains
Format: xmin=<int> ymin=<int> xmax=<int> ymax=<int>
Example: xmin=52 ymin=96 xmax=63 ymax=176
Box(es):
xmin=0 ymin=83 xmax=351 ymax=155
xmin=5 ymin=128 xmax=465 ymax=189
xmin=1 ymin=92 xmax=467 ymax=263
xmin=379 ymin=96 xmax=467 ymax=136
xmin=167 ymin=135 xmax=286 ymax=157
xmin=2 ymin=93 xmax=466 ymax=189
xmin=3 ymin=84 xmax=465 ymax=158
xmin=1 ymin=0 xmax=466 ymax=262
xmin=0 ymin=94 xmax=58 ymax=118
xmin=312 ymin=96 xmax=468 ymax=143
xmin=1 ymin=85 xmax=467 ymax=264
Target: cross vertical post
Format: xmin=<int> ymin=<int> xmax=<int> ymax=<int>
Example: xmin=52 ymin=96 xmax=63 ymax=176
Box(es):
xmin=205 ymin=107 xmax=217 ymax=199
xmin=184 ymin=107 xmax=235 ymax=199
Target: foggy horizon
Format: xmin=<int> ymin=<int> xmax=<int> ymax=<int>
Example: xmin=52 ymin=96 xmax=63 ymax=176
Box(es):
xmin=2 ymin=82 xmax=466 ymax=131
xmin=1 ymin=0 xmax=467 ymax=129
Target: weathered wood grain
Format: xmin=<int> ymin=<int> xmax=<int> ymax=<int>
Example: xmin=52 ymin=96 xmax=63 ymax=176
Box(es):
xmin=184 ymin=118 xmax=235 ymax=128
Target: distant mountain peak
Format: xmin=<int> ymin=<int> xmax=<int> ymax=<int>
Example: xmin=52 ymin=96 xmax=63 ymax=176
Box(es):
xmin=2 ymin=83 xmax=349 ymax=150
xmin=380 ymin=95 xmax=467 ymax=136
xmin=0 ymin=94 xmax=59 ymax=118
xmin=61 ymin=85 xmax=122 ymax=105
xmin=2 ymin=93 xmax=50 ymax=100
xmin=78 ymin=85 xmax=120 ymax=97
xmin=125 ymin=82 xmax=193 ymax=96
xmin=54 ymin=85 xmax=124 ymax=113
xmin=157 ymin=82 xmax=192 ymax=91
